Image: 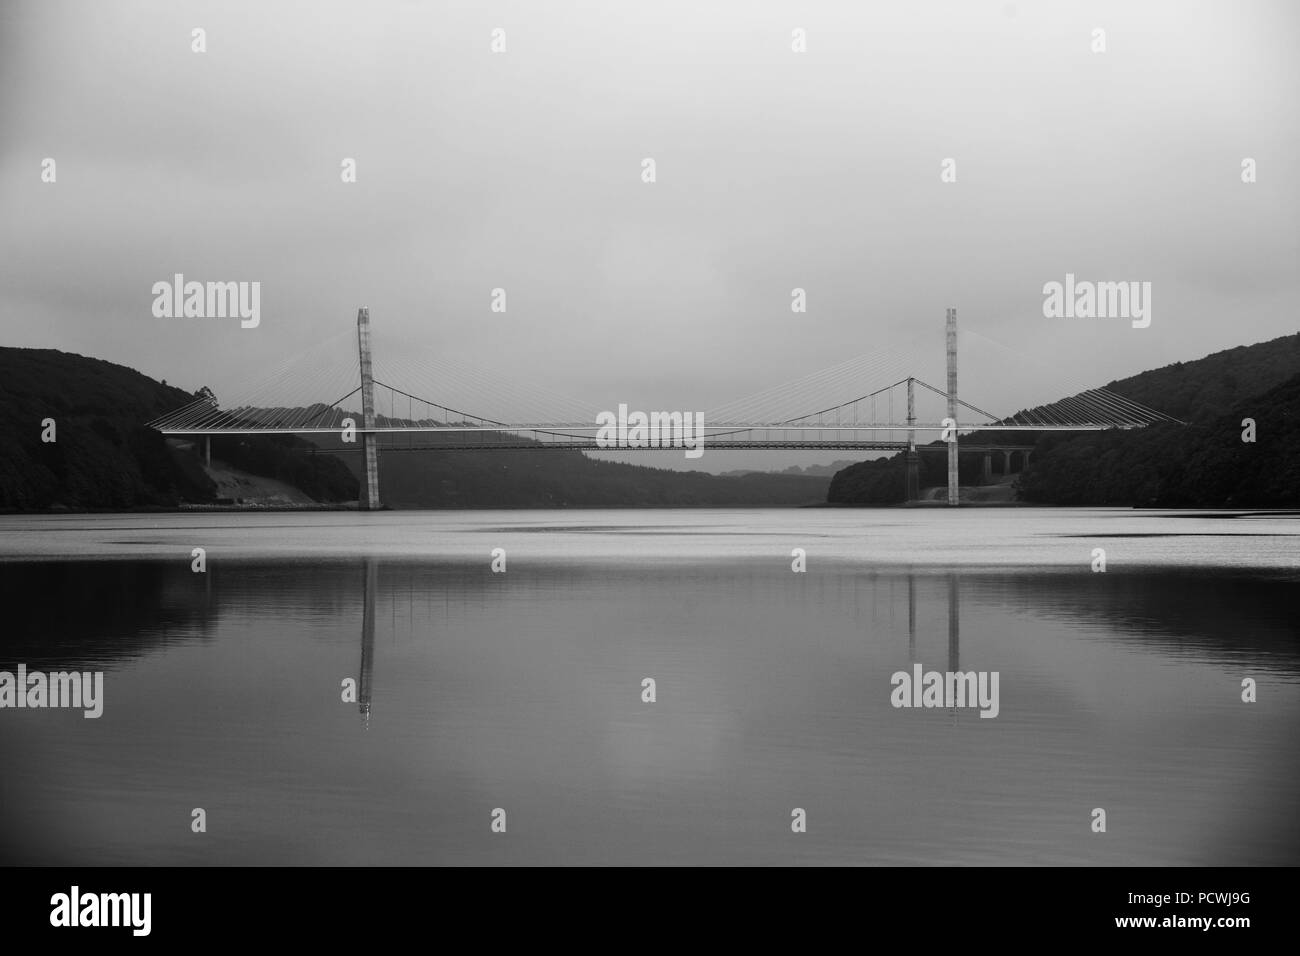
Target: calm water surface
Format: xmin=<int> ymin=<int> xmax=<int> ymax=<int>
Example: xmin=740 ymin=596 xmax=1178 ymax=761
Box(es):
xmin=1 ymin=508 xmax=1297 ymax=865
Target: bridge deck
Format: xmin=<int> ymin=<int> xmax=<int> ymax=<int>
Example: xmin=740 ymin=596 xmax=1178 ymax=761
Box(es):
xmin=319 ymin=441 xmax=1038 ymax=453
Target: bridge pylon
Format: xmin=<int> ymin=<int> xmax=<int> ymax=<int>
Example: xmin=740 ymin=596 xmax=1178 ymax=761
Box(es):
xmin=946 ymin=307 xmax=959 ymax=507
xmin=905 ymin=377 xmax=920 ymax=501
xmin=357 ymin=307 xmax=381 ymax=510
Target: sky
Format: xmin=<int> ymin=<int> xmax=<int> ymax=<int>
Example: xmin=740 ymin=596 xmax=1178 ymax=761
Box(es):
xmin=2 ymin=0 xmax=1297 ymax=472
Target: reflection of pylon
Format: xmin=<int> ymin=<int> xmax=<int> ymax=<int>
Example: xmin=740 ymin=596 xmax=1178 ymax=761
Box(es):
xmin=359 ymin=560 xmax=376 ymax=728
xmin=947 ymin=575 xmax=959 ymax=673
xmin=907 ymin=574 xmax=916 ymax=660
xmin=948 ymin=575 xmax=960 ymax=720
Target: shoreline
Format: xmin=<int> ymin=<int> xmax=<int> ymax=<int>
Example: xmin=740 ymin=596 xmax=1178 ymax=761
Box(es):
xmin=3 ymin=504 xmax=1300 ymax=517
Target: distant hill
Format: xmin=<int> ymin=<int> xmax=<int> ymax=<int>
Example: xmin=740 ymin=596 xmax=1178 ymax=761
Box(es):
xmin=1017 ymin=372 xmax=1300 ymax=507
xmin=306 ymin=432 xmax=831 ymax=508
xmin=828 ymin=333 xmax=1300 ymax=506
xmin=723 ymin=460 xmax=859 ymax=479
xmin=0 ymin=348 xmax=356 ymax=510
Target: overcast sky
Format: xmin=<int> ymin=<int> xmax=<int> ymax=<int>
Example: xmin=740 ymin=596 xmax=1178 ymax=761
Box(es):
xmin=2 ymin=0 xmax=1297 ymax=471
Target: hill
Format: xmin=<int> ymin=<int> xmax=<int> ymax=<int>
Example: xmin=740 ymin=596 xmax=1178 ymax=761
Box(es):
xmin=828 ymin=333 xmax=1300 ymax=506
xmin=1102 ymin=333 xmax=1300 ymax=423
xmin=0 ymin=348 xmax=356 ymax=510
xmin=1017 ymin=373 xmax=1300 ymax=507
xmin=0 ymin=347 xmax=216 ymax=509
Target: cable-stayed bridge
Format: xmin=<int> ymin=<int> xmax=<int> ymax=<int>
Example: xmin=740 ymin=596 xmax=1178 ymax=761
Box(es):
xmin=147 ymin=307 xmax=1182 ymax=508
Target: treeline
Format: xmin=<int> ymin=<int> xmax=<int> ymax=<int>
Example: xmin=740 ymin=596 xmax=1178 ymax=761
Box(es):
xmin=827 ymin=451 xmax=965 ymax=505
xmin=316 ymin=439 xmax=831 ymax=508
xmin=0 ymin=348 xmax=215 ymax=509
xmin=1016 ymin=333 xmax=1300 ymax=506
xmin=1017 ymin=374 xmax=1300 ymax=507
xmin=1096 ymin=333 xmax=1300 ymax=424
xmin=209 ymin=435 xmax=357 ymax=503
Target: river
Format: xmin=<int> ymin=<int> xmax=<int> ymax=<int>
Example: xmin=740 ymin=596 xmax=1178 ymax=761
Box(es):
xmin=0 ymin=508 xmax=1296 ymax=864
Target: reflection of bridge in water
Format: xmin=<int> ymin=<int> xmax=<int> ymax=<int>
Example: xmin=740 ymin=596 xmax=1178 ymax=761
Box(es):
xmin=352 ymin=561 xmax=966 ymax=726
xmin=149 ymin=308 xmax=1181 ymax=508
xmin=908 ymin=574 xmax=960 ymax=675
xmin=358 ymin=559 xmax=376 ymax=728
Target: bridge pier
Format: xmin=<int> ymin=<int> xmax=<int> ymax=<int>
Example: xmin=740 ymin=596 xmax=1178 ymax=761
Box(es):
xmin=357 ymin=307 xmax=381 ymax=510
xmin=946 ymin=308 xmax=959 ymax=506
xmin=906 ymin=452 xmax=921 ymax=501
xmin=981 ymin=450 xmax=992 ymax=483
xmin=905 ymin=377 xmax=920 ymax=501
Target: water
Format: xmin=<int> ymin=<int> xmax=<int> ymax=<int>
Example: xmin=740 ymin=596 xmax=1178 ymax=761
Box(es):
xmin=1 ymin=509 xmax=1297 ymax=865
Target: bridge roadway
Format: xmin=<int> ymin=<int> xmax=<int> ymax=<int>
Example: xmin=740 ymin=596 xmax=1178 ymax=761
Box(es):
xmin=327 ymin=440 xmax=1037 ymax=453
xmin=158 ymin=423 xmax=1133 ymax=436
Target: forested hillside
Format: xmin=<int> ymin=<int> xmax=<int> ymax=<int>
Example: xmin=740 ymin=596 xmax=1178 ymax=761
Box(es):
xmin=1017 ymin=373 xmax=1300 ymax=507
xmin=828 ymin=334 xmax=1300 ymax=506
xmin=0 ymin=348 xmax=355 ymax=510
xmin=0 ymin=348 xmax=215 ymax=509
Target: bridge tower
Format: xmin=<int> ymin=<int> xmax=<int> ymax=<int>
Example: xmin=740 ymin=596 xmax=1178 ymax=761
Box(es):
xmin=946 ymin=307 xmax=959 ymax=507
xmin=905 ymin=377 xmax=920 ymax=501
xmin=357 ymin=307 xmax=381 ymax=510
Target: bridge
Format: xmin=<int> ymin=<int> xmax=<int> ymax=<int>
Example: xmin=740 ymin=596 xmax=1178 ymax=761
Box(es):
xmin=147 ymin=307 xmax=1181 ymax=507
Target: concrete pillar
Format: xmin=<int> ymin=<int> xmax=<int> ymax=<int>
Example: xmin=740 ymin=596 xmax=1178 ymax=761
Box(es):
xmin=905 ymin=377 xmax=919 ymax=501
xmin=1023 ymin=450 xmax=1032 ymax=470
xmin=1002 ymin=449 xmax=1012 ymax=475
xmin=981 ymin=451 xmax=992 ymax=483
xmin=946 ymin=308 xmax=959 ymax=506
xmin=357 ymin=307 xmax=381 ymax=510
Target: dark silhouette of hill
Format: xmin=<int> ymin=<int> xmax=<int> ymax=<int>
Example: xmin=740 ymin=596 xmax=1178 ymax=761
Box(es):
xmin=0 ymin=348 xmax=355 ymax=510
xmin=828 ymin=333 xmax=1300 ymax=506
xmin=1017 ymin=372 xmax=1300 ymax=506
xmin=1102 ymin=332 xmax=1300 ymax=423
xmin=0 ymin=347 xmax=216 ymax=509
xmin=990 ymin=333 xmax=1300 ymax=430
